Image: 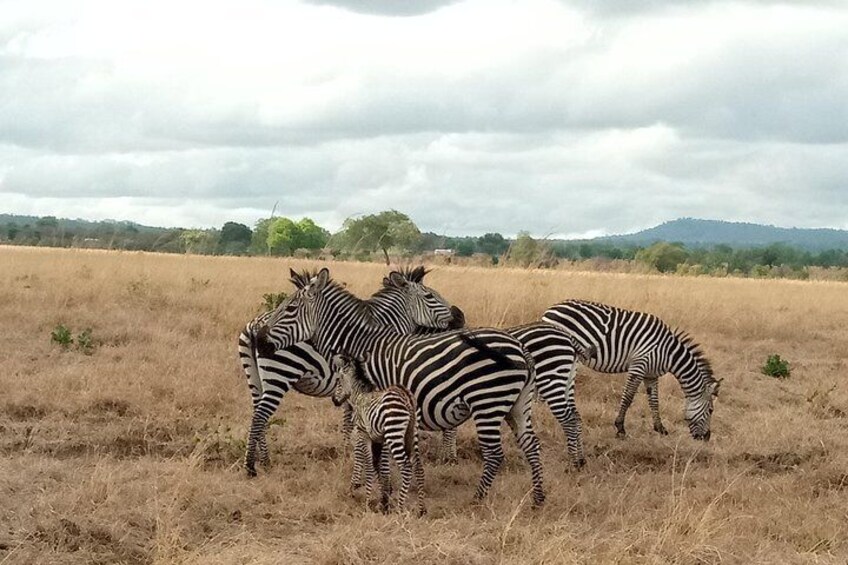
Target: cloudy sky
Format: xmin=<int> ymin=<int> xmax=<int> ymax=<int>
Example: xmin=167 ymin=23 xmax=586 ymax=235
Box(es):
xmin=1 ymin=0 xmax=847 ymax=237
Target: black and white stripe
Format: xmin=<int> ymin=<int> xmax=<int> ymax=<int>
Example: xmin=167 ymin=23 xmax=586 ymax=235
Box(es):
xmin=331 ymin=354 xmax=424 ymax=515
xmin=438 ymin=322 xmax=594 ymax=469
xmin=542 ymin=299 xmax=722 ymax=440
xmin=239 ymin=267 xmax=461 ymax=477
xmin=257 ymin=268 xmax=546 ymax=506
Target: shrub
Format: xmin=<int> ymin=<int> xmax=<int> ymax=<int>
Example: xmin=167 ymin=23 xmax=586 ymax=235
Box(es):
xmin=262 ymin=292 xmax=287 ymax=311
xmin=51 ymin=324 xmax=73 ymax=349
xmin=76 ymin=328 xmax=95 ymax=355
xmin=762 ymin=354 xmax=790 ymax=379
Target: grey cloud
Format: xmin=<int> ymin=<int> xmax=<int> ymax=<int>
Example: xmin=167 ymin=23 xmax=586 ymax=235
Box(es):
xmin=301 ymin=0 xmax=460 ymax=17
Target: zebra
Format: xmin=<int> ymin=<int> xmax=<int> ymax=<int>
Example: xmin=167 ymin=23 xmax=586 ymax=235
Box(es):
xmin=331 ymin=353 xmax=425 ymax=516
xmin=437 ymin=323 xmax=596 ymax=469
xmin=256 ymin=267 xmax=546 ymax=507
xmin=542 ymin=299 xmax=722 ymax=440
xmin=239 ymin=266 xmax=463 ymax=477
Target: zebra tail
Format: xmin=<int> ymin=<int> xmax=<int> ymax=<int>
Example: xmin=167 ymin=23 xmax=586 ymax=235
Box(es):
xmin=458 ymin=332 xmax=522 ymax=370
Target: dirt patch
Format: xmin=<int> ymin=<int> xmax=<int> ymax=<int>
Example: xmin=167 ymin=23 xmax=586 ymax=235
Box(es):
xmin=84 ymin=398 xmax=133 ymax=417
xmin=5 ymin=403 xmax=48 ymax=421
xmin=30 ymin=517 xmax=150 ymax=564
xmin=733 ymin=450 xmax=822 ymax=474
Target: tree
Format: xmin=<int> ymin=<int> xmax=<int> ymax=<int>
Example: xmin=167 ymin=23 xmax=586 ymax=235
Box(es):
xmin=267 ymin=217 xmax=301 ymax=256
xmin=180 ymin=229 xmax=219 ymax=255
xmin=509 ymin=232 xmax=539 ymax=267
xmin=218 ymin=221 xmax=252 ymax=255
xmin=478 ymin=232 xmax=508 ymax=258
xmin=455 ymin=239 xmax=475 ymax=257
xmin=296 ymin=218 xmax=330 ymax=250
xmin=339 ymin=210 xmax=421 ymax=264
xmin=250 ymin=218 xmax=274 ymax=255
xmin=635 ymin=242 xmax=688 ymax=273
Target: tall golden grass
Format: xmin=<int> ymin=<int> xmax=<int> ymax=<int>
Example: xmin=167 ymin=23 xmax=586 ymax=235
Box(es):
xmin=1 ymin=245 xmax=847 ymax=564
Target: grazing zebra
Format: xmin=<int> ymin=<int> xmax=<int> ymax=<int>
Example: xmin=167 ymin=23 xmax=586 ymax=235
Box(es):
xmin=239 ymin=267 xmax=462 ymax=477
xmin=437 ymin=323 xmax=596 ymax=469
xmin=331 ymin=354 xmax=425 ymax=516
xmin=542 ymin=299 xmax=722 ymax=440
xmin=256 ymin=267 xmax=546 ymax=506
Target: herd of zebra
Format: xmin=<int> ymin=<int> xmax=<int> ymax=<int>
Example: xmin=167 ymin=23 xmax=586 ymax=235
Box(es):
xmin=238 ymin=266 xmax=722 ymax=512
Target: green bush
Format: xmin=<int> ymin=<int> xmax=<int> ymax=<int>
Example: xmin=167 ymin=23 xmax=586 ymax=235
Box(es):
xmin=262 ymin=292 xmax=287 ymax=311
xmin=762 ymin=354 xmax=790 ymax=378
xmin=76 ymin=328 xmax=95 ymax=355
xmin=51 ymin=324 xmax=73 ymax=349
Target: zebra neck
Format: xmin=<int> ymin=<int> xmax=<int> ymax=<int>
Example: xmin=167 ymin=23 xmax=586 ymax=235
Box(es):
xmin=313 ymin=285 xmax=398 ymax=359
xmin=668 ymin=351 xmax=708 ymax=401
xmin=368 ymin=287 xmax=416 ymax=332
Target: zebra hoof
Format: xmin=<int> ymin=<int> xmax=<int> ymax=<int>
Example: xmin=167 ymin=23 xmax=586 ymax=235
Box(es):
xmin=573 ymin=458 xmax=586 ymax=469
xmin=245 ymin=466 xmax=257 ymax=478
xmin=532 ymin=495 xmax=546 ymax=508
xmin=654 ymin=424 xmax=669 ymax=436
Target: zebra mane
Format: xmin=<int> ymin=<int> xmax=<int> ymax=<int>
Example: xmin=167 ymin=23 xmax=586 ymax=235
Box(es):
xmin=289 ymin=268 xmax=321 ymax=290
xmin=673 ymin=329 xmax=714 ymax=382
xmin=384 ymin=265 xmax=430 ymax=286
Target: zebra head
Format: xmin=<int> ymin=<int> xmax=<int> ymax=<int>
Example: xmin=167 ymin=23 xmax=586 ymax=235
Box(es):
xmin=382 ymin=266 xmax=463 ymax=330
xmin=330 ymin=353 xmax=374 ymax=406
xmin=678 ymin=340 xmax=721 ymax=441
xmin=256 ymin=267 xmax=330 ymax=352
xmin=684 ymin=377 xmax=721 ymax=441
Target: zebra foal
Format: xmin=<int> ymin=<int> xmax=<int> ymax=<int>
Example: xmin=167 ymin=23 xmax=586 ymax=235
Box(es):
xmin=543 ymin=299 xmax=722 ymax=440
xmin=331 ymin=354 xmax=425 ymax=516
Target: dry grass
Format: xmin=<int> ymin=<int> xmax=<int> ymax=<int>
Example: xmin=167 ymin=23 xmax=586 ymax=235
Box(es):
xmin=1 ymin=245 xmax=847 ymax=564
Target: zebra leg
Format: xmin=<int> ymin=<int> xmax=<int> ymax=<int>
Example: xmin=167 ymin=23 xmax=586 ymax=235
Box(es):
xmin=439 ymin=428 xmax=458 ymax=465
xmin=386 ymin=437 xmax=412 ymax=513
xmin=342 ymin=403 xmax=354 ymax=444
xmin=614 ymin=372 xmax=643 ymax=439
xmin=506 ymin=384 xmax=546 ymax=507
xmin=245 ymin=388 xmax=289 ymax=477
xmin=536 ymin=368 xmax=585 ymax=468
xmin=350 ymin=428 xmax=371 ymax=491
xmin=471 ymin=413 xmax=506 ymax=504
xmin=371 ymin=442 xmax=391 ymax=513
xmin=414 ymin=433 xmax=426 ymax=516
xmin=644 ymin=377 xmax=667 ymax=435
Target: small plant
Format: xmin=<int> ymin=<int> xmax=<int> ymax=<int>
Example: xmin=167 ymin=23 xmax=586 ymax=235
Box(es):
xmin=762 ymin=354 xmax=790 ymax=379
xmin=76 ymin=328 xmax=95 ymax=355
xmin=51 ymin=324 xmax=73 ymax=349
xmin=50 ymin=324 xmax=97 ymax=354
xmin=262 ymin=292 xmax=287 ymax=311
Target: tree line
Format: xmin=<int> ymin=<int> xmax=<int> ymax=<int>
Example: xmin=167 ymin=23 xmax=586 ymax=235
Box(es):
xmin=2 ymin=212 xmax=848 ymax=279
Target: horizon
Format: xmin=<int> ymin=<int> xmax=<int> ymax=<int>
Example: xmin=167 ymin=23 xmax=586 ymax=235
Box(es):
xmin=3 ymin=211 xmax=848 ymax=241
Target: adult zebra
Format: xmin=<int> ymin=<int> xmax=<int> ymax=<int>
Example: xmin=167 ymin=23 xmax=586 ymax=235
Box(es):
xmin=238 ymin=267 xmax=462 ymax=477
xmin=256 ymin=268 xmax=546 ymax=506
xmin=436 ymin=322 xmax=589 ymax=468
xmin=542 ymin=299 xmax=721 ymax=440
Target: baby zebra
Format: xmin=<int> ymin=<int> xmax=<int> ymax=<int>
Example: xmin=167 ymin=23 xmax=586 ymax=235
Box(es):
xmin=331 ymin=354 xmax=425 ymax=516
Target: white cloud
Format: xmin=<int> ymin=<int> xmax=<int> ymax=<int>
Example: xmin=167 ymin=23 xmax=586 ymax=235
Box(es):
xmin=1 ymin=0 xmax=847 ymax=235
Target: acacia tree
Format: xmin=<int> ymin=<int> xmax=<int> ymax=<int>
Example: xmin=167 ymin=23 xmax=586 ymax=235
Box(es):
xmin=339 ymin=210 xmax=421 ymax=265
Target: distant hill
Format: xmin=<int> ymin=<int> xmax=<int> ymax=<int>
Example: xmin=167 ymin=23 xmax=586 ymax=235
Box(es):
xmin=594 ymin=218 xmax=848 ymax=251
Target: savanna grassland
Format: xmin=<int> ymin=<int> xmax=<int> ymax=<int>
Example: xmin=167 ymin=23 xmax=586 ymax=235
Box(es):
xmin=1 ymin=246 xmax=847 ymax=565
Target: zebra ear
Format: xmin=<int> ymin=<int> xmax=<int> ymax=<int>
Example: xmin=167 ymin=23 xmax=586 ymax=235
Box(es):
xmin=314 ymin=268 xmax=330 ymax=290
xmin=710 ymin=379 xmax=723 ymax=398
xmin=388 ymin=271 xmax=407 ymax=288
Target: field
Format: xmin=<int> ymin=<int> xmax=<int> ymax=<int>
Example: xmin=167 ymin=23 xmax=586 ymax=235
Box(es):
xmin=1 ymin=246 xmax=847 ymax=564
